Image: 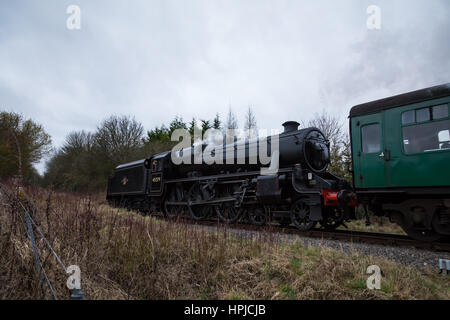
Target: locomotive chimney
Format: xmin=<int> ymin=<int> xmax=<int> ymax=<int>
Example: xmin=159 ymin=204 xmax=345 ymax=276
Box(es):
xmin=282 ymin=121 xmax=300 ymax=133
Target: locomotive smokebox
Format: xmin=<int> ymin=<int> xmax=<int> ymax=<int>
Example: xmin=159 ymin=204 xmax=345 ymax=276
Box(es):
xmin=282 ymin=121 xmax=300 ymax=133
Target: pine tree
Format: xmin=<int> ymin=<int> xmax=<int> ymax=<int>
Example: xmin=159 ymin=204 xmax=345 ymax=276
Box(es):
xmin=169 ymin=115 xmax=187 ymax=134
xmin=188 ymin=117 xmax=202 ymax=144
xmin=213 ymin=113 xmax=221 ymax=130
xmin=201 ymin=120 xmax=212 ymax=135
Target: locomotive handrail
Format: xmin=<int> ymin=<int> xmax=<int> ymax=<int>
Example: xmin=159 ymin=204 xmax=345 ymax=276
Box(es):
xmin=186 ymin=196 xmax=237 ymax=206
xmin=165 ymin=168 xmax=294 ymax=184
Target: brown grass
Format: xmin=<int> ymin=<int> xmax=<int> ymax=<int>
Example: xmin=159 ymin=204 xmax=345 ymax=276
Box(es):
xmin=341 ymin=217 xmax=406 ymax=235
xmin=0 ymin=183 xmax=448 ymax=300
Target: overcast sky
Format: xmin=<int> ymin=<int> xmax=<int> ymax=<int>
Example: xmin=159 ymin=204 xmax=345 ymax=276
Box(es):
xmin=1 ymin=0 xmax=449 ymax=174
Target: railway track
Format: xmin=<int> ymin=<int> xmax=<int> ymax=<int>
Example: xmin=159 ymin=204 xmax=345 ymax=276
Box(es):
xmin=153 ymin=214 xmax=450 ymax=253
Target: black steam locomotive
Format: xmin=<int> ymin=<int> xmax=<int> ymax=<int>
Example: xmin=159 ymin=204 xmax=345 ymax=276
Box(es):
xmin=107 ymin=121 xmax=356 ymax=230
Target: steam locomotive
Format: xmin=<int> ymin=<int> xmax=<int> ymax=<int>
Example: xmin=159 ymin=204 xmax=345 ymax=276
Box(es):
xmin=107 ymin=121 xmax=357 ymax=231
xmin=107 ymin=83 xmax=450 ymax=242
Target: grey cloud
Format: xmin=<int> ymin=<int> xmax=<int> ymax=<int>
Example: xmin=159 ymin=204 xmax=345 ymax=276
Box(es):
xmin=0 ymin=0 xmax=448 ymax=174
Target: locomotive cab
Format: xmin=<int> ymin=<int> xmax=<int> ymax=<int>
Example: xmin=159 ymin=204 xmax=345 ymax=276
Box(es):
xmin=144 ymin=152 xmax=170 ymax=195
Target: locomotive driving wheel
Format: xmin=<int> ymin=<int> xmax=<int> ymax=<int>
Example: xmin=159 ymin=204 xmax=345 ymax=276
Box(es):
xmin=187 ymin=182 xmax=216 ymax=221
xmin=290 ymin=199 xmax=316 ymax=231
xmin=163 ymin=186 xmax=185 ymax=218
xmin=215 ymin=185 xmax=242 ymax=223
xmin=248 ymin=206 xmax=268 ymax=226
xmin=216 ymin=203 xmax=242 ymax=224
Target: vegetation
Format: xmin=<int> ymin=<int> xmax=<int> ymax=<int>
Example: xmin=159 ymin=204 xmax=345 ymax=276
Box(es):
xmin=0 ymin=184 xmax=448 ymax=300
xmin=244 ymin=106 xmax=258 ymax=139
xmin=43 ymin=115 xmax=154 ymax=192
xmin=342 ymin=217 xmax=406 ymax=235
xmin=0 ymin=111 xmax=52 ymax=184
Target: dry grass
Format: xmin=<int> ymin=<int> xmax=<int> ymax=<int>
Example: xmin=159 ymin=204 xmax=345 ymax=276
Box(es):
xmin=341 ymin=217 xmax=406 ymax=235
xmin=0 ymin=183 xmax=448 ymax=300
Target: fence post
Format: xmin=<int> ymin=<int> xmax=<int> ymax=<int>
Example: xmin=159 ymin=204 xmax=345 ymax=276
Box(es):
xmin=70 ymin=288 xmax=85 ymax=300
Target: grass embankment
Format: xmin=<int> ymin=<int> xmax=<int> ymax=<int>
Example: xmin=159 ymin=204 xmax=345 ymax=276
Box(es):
xmin=0 ymin=185 xmax=448 ymax=300
xmin=341 ymin=217 xmax=406 ymax=235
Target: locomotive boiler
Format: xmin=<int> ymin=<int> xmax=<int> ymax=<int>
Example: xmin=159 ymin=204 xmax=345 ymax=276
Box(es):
xmin=165 ymin=121 xmax=331 ymax=177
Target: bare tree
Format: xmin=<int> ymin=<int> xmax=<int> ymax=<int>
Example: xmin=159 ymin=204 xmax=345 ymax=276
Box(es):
xmin=305 ymin=110 xmax=343 ymax=145
xmin=305 ymin=110 xmax=351 ymax=181
xmin=62 ymin=131 xmax=94 ymax=155
xmin=224 ymin=106 xmax=238 ymax=131
xmin=95 ymin=115 xmax=144 ymax=164
xmin=244 ymin=105 xmax=258 ymax=139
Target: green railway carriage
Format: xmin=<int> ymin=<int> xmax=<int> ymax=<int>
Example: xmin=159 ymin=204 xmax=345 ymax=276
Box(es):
xmin=349 ymin=83 xmax=450 ymax=241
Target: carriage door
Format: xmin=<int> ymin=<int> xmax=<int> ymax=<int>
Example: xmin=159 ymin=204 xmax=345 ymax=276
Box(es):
xmin=352 ymin=113 xmax=387 ymax=188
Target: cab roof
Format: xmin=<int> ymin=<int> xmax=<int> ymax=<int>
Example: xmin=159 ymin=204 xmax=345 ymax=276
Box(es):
xmin=152 ymin=151 xmax=171 ymax=160
xmin=115 ymin=159 xmax=146 ymax=169
xmin=349 ymin=83 xmax=450 ymax=118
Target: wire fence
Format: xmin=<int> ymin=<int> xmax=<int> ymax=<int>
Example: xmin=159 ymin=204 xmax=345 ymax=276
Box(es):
xmin=0 ymin=182 xmax=84 ymax=300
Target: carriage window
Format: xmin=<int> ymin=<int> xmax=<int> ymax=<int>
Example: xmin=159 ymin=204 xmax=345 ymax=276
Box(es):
xmin=402 ymin=110 xmax=415 ymax=125
xmin=361 ymin=124 xmax=380 ymax=153
xmin=416 ymin=108 xmax=430 ymax=122
xmin=402 ymin=119 xmax=450 ymax=153
xmin=432 ymin=104 xmax=449 ymax=120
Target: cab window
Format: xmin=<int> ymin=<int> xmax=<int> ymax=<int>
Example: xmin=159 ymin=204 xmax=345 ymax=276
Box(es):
xmin=401 ymin=103 xmax=450 ymax=154
xmin=361 ymin=123 xmax=380 ymax=153
xmin=152 ymin=160 xmax=160 ymax=172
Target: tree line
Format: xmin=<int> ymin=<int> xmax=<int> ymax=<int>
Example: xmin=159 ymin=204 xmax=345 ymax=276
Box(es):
xmin=0 ymin=106 xmax=351 ymax=192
